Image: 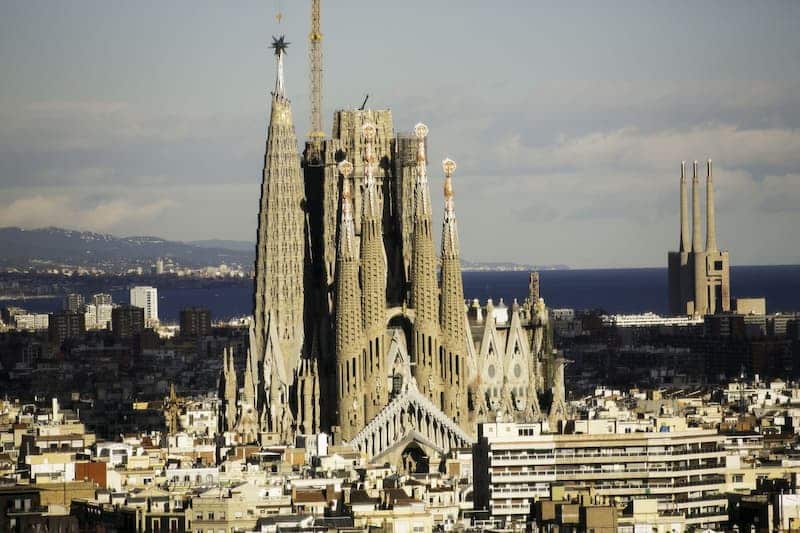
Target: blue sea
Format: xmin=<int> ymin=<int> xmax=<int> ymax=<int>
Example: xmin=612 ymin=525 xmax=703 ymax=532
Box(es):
xmin=6 ymin=266 xmax=800 ymax=322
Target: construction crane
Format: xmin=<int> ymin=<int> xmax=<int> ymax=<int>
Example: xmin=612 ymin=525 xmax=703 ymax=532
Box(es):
xmin=309 ymin=0 xmax=324 ymax=142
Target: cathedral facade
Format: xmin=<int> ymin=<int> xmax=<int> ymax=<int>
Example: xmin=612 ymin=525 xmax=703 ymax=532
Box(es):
xmin=219 ymin=45 xmax=560 ymax=465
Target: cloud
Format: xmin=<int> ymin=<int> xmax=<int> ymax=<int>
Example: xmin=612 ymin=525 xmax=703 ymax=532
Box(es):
xmin=0 ymin=194 xmax=175 ymax=233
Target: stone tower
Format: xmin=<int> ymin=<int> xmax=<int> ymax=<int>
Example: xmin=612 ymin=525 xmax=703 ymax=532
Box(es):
xmin=438 ymin=159 xmax=469 ymax=427
xmin=224 ymin=30 xmax=555 ymax=463
xmin=252 ymin=37 xmax=309 ymax=437
xmin=409 ymin=124 xmax=442 ymax=405
xmin=334 ymin=162 xmax=365 ymax=441
xmin=359 ymin=124 xmax=389 ymax=422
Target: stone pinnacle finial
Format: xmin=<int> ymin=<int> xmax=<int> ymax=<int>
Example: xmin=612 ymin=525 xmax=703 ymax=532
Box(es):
xmin=338 ymin=160 xmax=355 ymax=251
xmin=414 ymin=123 xmax=428 ymax=167
xmin=271 ymin=35 xmax=290 ymax=96
xmin=338 ymin=159 xmax=353 ymax=179
xmin=362 ymin=123 xmax=379 ymax=218
xmin=362 ymin=123 xmax=377 ymax=187
xmin=443 ymin=158 xmax=456 ymax=216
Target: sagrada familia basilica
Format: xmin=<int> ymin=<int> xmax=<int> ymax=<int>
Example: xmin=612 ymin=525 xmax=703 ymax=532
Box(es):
xmin=218 ymin=35 xmax=564 ymax=468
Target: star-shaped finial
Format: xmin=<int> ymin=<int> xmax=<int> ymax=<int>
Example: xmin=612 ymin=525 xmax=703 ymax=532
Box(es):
xmin=270 ymin=35 xmax=290 ymax=57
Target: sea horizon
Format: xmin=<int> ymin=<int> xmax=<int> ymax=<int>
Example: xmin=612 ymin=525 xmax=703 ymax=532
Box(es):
xmin=4 ymin=264 xmax=799 ymax=322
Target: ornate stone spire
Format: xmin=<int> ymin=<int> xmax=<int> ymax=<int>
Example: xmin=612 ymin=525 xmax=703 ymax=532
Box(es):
xmin=679 ymin=161 xmax=690 ymax=253
xmin=409 ymin=123 xmax=441 ymax=403
xmin=359 ymin=123 xmax=389 ymax=421
xmin=706 ymin=159 xmax=718 ymax=252
xmin=334 ymin=161 xmax=365 ymax=440
xmin=691 ymin=160 xmax=703 ymax=253
xmin=253 ymin=34 xmax=306 ymax=385
xmin=439 ymin=158 xmax=469 ymax=425
xmin=219 ymin=347 xmax=237 ymax=433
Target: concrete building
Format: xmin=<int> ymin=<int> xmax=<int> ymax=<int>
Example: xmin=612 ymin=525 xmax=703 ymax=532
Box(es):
xmin=179 ymin=307 xmax=211 ymax=337
xmin=112 ymin=305 xmax=145 ymax=339
xmin=668 ymin=160 xmax=731 ymax=316
xmin=473 ymin=421 xmax=730 ymax=530
xmin=92 ymin=293 xmax=113 ymax=306
xmin=63 ymin=293 xmax=84 ymax=313
xmin=48 ymin=311 xmax=86 ymax=345
xmin=221 ymin=36 xmax=557 ymax=468
xmin=13 ymin=313 xmax=49 ymax=331
xmin=130 ymin=286 xmax=158 ymax=326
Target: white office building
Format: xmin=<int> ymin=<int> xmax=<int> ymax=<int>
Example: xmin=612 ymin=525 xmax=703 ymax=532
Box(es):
xmin=130 ymin=286 xmax=159 ymax=326
xmin=474 ymin=421 xmax=731 ymax=530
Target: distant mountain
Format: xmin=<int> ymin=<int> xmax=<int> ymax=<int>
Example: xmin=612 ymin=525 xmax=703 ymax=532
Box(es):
xmin=0 ymin=227 xmax=254 ymax=270
xmin=188 ymin=239 xmax=255 ymax=253
xmin=0 ymin=226 xmax=567 ymax=272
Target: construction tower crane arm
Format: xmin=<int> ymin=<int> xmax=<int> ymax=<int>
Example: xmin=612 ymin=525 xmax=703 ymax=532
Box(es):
xmin=309 ymin=0 xmax=324 ymax=140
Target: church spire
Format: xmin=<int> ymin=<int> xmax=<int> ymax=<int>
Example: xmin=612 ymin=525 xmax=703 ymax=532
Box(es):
xmin=253 ymin=33 xmax=306 ymax=380
xmin=439 ymin=158 xmax=469 ymax=425
xmin=359 ymin=123 xmax=389 ymax=422
xmin=334 ymin=160 xmax=364 ymax=441
xmin=410 ymin=123 xmax=441 ymax=403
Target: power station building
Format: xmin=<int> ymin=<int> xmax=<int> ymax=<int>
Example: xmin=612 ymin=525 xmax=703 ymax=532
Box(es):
xmin=668 ymin=160 xmax=731 ymax=317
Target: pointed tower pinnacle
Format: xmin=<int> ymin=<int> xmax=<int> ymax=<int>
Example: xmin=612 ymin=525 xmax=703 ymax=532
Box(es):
xmin=439 ymin=158 xmax=469 ymax=425
xmin=334 ymin=160 xmax=365 ymax=440
xmin=253 ymin=34 xmax=306 ymax=387
xmin=271 ymin=35 xmax=290 ymax=96
xmin=691 ymin=160 xmax=703 ymax=253
xmin=360 ymin=123 xmax=389 ymax=421
xmin=706 ymin=159 xmax=718 ymax=252
xmin=410 ymin=123 xmax=441 ymax=403
xmin=679 ymin=161 xmax=690 ymax=253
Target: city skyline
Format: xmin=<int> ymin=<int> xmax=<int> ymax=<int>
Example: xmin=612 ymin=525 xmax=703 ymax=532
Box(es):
xmin=1 ymin=1 xmax=799 ymax=268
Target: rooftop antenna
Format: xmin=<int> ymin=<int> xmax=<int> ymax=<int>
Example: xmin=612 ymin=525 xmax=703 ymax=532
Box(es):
xmin=359 ymin=94 xmax=369 ymax=111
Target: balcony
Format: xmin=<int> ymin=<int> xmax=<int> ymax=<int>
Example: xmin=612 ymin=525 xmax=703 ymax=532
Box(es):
xmin=490 ymin=446 xmax=726 ymax=465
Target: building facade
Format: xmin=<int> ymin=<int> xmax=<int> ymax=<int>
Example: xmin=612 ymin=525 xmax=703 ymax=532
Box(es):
xmin=668 ymin=160 xmax=731 ymax=316
xmin=473 ymin=421 xmax=730 ymax=530
xmin=219 ymin=42 xmax=558 ymax=467
xmin=112 ymin=305 xmax=145 ymax=339
xmin=180 ymin=307 xmax=211 ymax=337
xmin=130 ymin=286 xmax=159 ymax=326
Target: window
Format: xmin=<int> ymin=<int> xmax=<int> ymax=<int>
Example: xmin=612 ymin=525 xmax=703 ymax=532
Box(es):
xmin=207 ymin=512 xmax=214 ymax=520
xmin=733 ymin=474 xmax=744 ymax=483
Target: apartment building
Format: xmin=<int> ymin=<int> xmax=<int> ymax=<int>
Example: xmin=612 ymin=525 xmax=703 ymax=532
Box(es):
xmin=473 ymin=421 xmax=730 ymax=530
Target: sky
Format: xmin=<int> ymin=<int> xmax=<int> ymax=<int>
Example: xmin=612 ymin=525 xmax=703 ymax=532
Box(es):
xmin=0 ymin=1 xmax=799 ymax=268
